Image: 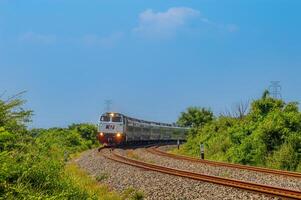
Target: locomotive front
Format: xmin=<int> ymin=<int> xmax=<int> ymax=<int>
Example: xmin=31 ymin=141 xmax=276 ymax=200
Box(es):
xmin=97 ymin=112 xmax=125 ymax=146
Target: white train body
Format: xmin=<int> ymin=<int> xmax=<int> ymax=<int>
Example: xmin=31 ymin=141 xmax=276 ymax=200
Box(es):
xmin=97 ymin=112 xmax=188 ymax=146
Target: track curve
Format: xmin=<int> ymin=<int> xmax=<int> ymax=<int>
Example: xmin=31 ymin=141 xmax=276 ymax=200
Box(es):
xmin=147 ymin=146 xmax=301 ymax=179
xmin=104 ymin=149 xmax=301 ymax=199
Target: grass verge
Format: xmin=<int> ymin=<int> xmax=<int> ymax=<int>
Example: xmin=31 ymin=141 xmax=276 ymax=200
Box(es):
xmin=65 ymin=162 xmax=121 ymax=200
xmin=65 ymin=158 xmax=145 ymax=200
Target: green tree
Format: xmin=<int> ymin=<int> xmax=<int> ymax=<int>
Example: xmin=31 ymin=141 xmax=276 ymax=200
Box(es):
xmin=179 ymin=90 xmax=301 ymax=171
xmin=177 ymin=107 xmax=213 ymax=128
xmin=0 ymin=92 xmax=32 ymax=134
xmin=262 ymin=89 xmax=270 ymax=99
xmin=68 ymin=123 xmax=98 ymax=144
xmin=249 ymin=93 xmax=284 ymax=119
xmin=0 ymin=93 xmax=106 ymax=199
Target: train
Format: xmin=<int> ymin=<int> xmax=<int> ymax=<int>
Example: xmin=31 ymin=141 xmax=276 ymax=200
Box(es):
xmin=97 ymin=112 xmax=189 ymax=146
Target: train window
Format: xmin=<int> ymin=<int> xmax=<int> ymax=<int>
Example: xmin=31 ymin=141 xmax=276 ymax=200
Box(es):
xmin=112 ymin=117 xmax=122 ymax=122
xmin=100 ymin=116 xmax=110 ymax=122
xmin=128 ymin=126 xmax=133 ymax=132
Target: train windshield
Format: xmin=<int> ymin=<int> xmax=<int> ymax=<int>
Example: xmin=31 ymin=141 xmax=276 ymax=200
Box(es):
xmin=112 ymin=116 xmax=122 ymax=122
xmin=100 ymin=116 xmax=110 ymax=122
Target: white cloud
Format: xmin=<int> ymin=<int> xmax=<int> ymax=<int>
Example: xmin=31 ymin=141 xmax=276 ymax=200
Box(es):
xmin=133 ymin=7 xmax=200 ymax=39
xmin=19 ymin=31 xmax=57 ymax=44
xmin=82 ymin=32 xmax=123 ymax=47
xmin=133 ymin=7 xmax=239 ymax=39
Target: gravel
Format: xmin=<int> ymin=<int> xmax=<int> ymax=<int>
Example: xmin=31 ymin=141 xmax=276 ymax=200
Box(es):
xmin=75 ymin=148 xmax=281 ymax=200
xmin=128 ymin=146 xmax=301 ymax=192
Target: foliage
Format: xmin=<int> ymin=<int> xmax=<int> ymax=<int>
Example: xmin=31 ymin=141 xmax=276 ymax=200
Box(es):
xmin=95 ymin=172 xmax=109 ymax=182
xmin=0 ymin=94 xmax=124 ymax=199
xmin=179 ymin=92 xmax=301 ymax=171
xmin=68 ymin=123 xmax=98 ymax=145
xmin=130 ymin=191 xmax=144 ymax=200
xmin=177 ymin=107 xmax=213 ymax=128
xmin=65 ymin=163 xmax=120 ymax=200
xmin=0 ymin=93 xmax=32 ymax=134
xmin=121 ymin=188 xmax=144 ymax=200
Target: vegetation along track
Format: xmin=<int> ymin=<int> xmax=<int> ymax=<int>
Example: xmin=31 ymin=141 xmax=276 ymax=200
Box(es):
xmin=104 ymin=149 xmax=301 ymax=199
xmin=146 ymin=146 xmax=301 ymax=179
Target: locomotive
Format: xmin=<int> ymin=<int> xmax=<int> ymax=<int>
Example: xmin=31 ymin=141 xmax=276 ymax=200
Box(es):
xmin=97 ymin=112 xmax=188 ymax=146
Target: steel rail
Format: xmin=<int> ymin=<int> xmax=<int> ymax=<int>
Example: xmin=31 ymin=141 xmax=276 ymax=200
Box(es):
xmin=104 ymin=150 xmax=301 ymax=199
xmin=147 ymin=146 xmax=301 ymax=179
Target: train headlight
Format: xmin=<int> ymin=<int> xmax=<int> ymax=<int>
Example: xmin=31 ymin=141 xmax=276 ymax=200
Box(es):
xmin=116 ymin=133 xmax=121 ymax=137
xmin=100 ymin=132 xmax=104 ymax=137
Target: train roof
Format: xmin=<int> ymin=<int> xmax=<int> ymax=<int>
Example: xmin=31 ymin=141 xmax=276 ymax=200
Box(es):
xmin=101 ymin=112 xmax=186 ymax=128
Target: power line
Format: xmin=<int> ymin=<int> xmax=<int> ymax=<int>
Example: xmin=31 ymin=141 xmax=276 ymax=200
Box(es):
xmin=104 ymin=99 xmax=112 ymax=112
xmin=269 ymin=81 xmax=282 ymax=99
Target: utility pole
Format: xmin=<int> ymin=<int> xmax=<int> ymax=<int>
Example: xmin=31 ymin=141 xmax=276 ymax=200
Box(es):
xmin=269 ymin=81 xmax=282 ymax=99
xmin=104 ymin=99 xmax=112 ymax=112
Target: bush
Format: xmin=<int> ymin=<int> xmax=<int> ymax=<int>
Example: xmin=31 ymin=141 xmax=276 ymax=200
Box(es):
xmin=0 ymin=94 xmax=120 ymax=199
xmin=122 ymin=188 xmax=144 ymax=200
xmin=266 ymin=143 xmax=299 ymax=171
xmin=96 ymin=172 xmax=109 ymax=182
xmin=130 ymin=191 xmax=144 ymax=200
xmin=179 ymin=92 xmax=301 ymax=171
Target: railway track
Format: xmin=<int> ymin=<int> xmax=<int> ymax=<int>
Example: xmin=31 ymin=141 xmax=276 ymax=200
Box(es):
xmin=146 ymin=146 xmax=301 ymax=179
xmin=104 ymin=149 xmax=301 ymax=199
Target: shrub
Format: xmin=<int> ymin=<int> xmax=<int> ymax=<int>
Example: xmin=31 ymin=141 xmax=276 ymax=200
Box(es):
xmin=0 ymin=94 xmax=121 ymax=199
xmin=95 ymin=172 xmax=109 ymax=182
xmin=179 ymin=92 xmax=301 ymax=171
xmin=266 ymin=143 xmax=299 ymax=170
xmin=122 ymin=188 xmax=144 ymax=200
xmin=130 ymin=191 xmax=144 ymax=200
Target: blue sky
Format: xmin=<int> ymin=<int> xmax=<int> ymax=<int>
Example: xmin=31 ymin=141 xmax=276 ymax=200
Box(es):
xmin=1 ymin=0 xmax=301 ymax=128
